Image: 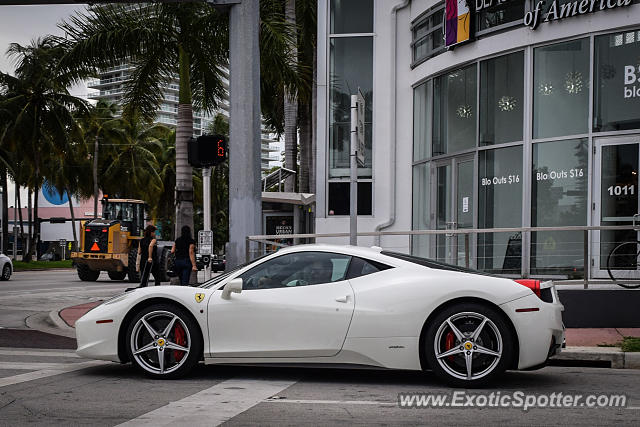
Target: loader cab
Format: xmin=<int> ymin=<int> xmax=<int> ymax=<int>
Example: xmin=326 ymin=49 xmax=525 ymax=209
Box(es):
xmin=102 ymin=198 xmax=147 ymax=237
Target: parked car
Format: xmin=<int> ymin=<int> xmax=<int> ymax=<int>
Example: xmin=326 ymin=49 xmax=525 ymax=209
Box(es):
xmin=39 ymin=252 xmax=61 ymax=261
xmin=211 ymin=255 xmax=225 ymax=273
xmin=0 ymin=254 xmax=13 ymax=281
xmin=75 ymin=244 xmax=564 ymax=386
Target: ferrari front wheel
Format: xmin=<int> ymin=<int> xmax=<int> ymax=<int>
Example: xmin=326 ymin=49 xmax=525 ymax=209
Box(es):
xmin=126 ymin=304 xmax=202 ymax=379
xmin=424 ymin=303 xmax=514 ymax=387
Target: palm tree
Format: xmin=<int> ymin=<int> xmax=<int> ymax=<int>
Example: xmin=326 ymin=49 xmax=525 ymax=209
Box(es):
xmin=57 ymin=3 xmax=229 ymax=236
xmin=57 ymin=2 xmax=303 ymax=235
xmin=0 ymin=37 xmax=90 ymax=260
xmin=98 ymin=116 xmax=169 ymax=201
xmin=77 ymin=100 xmax=119 ymax=219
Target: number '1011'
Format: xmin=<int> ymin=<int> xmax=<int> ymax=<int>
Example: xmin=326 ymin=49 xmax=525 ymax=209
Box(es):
xmin=608 ymin=185 xmax=635 ymax=196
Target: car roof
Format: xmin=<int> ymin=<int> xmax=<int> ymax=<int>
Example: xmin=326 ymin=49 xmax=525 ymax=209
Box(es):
xmin=271 ymin=244 xmax=390 ymax=260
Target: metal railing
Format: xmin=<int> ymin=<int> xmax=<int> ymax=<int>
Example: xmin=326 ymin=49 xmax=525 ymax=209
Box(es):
xmin=246 ymin=225 xmax=640 ymax=289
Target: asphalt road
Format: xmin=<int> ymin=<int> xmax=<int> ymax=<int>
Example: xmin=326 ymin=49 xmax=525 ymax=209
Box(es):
xmin=0 ymin=270 xmax=638 ymax=426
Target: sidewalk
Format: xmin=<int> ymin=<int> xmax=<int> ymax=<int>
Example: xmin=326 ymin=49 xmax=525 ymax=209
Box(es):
xmin=56 ymin=301 xmax=640 ymax=369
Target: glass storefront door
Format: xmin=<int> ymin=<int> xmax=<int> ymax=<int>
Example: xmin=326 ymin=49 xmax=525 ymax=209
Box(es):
xmin=433 ymin=156 xmax=475 ymax=266
xmin=592 ymin=137 xmax=640 ymax=278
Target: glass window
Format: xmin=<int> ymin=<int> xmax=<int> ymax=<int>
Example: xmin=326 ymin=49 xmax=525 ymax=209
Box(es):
xmin=480 ymin=51 xmax=524 ymax=145
xmin=412 ymin=7 xmax=445 ymax=64
xmin=533 ymin=39 xmax=589 ymax=139
xmin=414 ymin=81 xmax=432 ymax=161
xmin=531 ymin=139 xmax=588 ymax=275
xmin=594 ymin=29 xmax=640 ymax=132
xmin=330 ymin=0 xmax=373 ymax=34
xmin=329 ymin=37 xmax=373 ymax=178
xmin=346 ymin=257 xmax=392 ymax=279
xmin=412 ymin=163 xmax=431 ymax=258
xmin=433 ymin=64 xmax=477 ymax=156
xmin=328 ymin=182 xmax=372 ymax=215
xmin=475 ymin=0 xmax=525 ymax=33
xmin=239 ymin=252 xmax=352 ymax=289
xmin=478 ymin=146 xmax=523 ymax=273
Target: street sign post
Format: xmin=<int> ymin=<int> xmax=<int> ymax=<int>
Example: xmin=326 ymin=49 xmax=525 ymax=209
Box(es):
xmin=357 ymin=88 xmax=365 ymax=167
xmin=198 ymin=230 xmax=213 ymax=256
xmin=59 ymin=239 xmax=67 ymax=260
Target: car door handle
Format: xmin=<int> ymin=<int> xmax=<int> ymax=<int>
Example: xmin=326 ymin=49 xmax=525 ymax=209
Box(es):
xmin=335 ymin=295 xmax=349 ymax=303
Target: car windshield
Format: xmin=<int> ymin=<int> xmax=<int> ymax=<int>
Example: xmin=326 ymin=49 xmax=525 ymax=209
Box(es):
xmin=200 ymin=253 xmax=270 ymax=289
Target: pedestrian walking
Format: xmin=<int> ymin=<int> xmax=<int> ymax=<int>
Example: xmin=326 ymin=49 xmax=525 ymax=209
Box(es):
xmin=136 ymin=225 xmax=161 ymax=287
xmin=171 ymin=225 xmax=197 ymax=286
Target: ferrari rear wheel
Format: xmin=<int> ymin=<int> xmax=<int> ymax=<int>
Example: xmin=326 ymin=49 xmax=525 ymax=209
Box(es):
xmin=126 ymin=304 xmax=202 ymax=379
xmin=425 ymin=303 xmax=514 ymax=387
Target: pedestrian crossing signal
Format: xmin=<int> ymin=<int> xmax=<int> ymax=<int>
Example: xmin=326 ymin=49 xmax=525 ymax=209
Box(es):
xmin=188 ymin=134 xmax=227 ymax=167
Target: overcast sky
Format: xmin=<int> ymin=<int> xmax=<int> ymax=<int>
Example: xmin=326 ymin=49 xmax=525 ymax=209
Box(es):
xmin=0 ymin=4 xmax=87 ymax=95
xmin=1 ymin=5 xmax=87 ymax=205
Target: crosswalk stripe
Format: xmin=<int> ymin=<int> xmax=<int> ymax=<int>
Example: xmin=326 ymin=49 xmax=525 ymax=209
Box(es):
xmin=117 ymin=377 xmax=297 ymax=427
xmin=0 ymin=361 xmax=107 ymax=388
xmin=0 ymin=349 xmax=79 ymax=358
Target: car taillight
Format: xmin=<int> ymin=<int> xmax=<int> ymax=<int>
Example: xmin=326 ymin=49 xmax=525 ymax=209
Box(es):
xmin=102 ymin=229 xmax=108 ymax=233
xmin=514 ymin=279 xmax=541 ymax=297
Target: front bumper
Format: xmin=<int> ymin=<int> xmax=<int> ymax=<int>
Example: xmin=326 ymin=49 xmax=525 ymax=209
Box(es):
xmin=75 ymin=302 xmax=125 ymax=363
xmin=501 ymin=292 xmax=565 ymax=370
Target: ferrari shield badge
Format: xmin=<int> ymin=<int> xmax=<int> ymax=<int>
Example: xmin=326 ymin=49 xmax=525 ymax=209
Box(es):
xmin=195 ymin=293 xmax=205 ymax=303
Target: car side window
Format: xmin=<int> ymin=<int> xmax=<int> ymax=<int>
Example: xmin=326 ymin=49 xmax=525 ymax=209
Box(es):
xmin=346 ymin=257 xmax=392 ymax=280
xmin=239 ymin=252 xmax=352 ymax=290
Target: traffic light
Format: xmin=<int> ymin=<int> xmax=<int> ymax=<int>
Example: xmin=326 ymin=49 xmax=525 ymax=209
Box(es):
xmin=188 ymin=134 xmax=227 ymax=167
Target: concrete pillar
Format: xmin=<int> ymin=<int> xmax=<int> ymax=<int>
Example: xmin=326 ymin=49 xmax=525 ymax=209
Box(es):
xmin=227 ymin=0 xmax=262 ymax=268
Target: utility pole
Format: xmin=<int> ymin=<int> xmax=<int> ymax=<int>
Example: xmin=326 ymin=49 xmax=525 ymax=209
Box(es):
xmin=226 ymin=0 xmax=261 ymax=268
xmin=202 ymin=167 xmax=212 ymax=280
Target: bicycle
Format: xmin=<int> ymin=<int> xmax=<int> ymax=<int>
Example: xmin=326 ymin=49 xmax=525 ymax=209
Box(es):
xmin=606 ymin=215 xmax=640 ymax=289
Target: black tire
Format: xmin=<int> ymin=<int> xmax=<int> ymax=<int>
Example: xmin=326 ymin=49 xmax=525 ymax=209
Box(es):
xmin=128 ymin=248 xmax=140 ymax=283
xmin=1 ymin=263 xmax=11 ymax=281
xmin=424 ymin=302 xmax=515 ymax=388
xmin=125 ymin=303 xmax=202 ymax=379
xmin=107 ymin=271 xmax=127 ymax=281
xmin=77 ymin=264 xmax=100 ymax=281
xmin=606 ymin=241 xmax=640 ymax=289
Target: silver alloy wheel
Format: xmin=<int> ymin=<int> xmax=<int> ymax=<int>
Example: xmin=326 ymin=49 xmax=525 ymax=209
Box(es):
xmin=433 ymin=311 xmax=502 ymax=381
xmin=2 ymin=264 xmax=10 ymax=280
xmin=130 ymin=310 xmax=191 ymax=375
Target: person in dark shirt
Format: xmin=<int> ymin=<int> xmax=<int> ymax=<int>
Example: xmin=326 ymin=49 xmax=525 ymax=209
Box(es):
xmin=137 ymin=225 xmax=160 ymax=287
xmin=171 ymin=225 xmax=197 ymax=286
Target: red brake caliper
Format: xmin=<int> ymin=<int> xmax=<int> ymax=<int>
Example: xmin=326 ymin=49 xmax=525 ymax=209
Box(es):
xmin=445 ymin=331 xmax=455 ymax=362
xmin=173 ymin=324 xmax=186 ymax=362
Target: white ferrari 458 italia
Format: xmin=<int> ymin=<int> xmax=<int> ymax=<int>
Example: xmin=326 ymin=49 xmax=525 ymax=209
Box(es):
xmin=76 ymin=244 xmax=564 ymax=387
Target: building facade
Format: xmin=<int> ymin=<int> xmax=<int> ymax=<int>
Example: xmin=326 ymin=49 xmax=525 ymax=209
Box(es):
xmin=316 ymin=0 xmax=640 ymax=279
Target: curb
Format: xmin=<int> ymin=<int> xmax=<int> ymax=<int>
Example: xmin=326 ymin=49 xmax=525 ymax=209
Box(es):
xmin=551 ymin=346 xmax=640 ymax=369
xmin=24 ymin=310 xmax=76 ymax=339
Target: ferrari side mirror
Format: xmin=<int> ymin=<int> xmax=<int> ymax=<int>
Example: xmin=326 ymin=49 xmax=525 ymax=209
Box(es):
xmin=221 ymin=278 xmax=243 ymax=300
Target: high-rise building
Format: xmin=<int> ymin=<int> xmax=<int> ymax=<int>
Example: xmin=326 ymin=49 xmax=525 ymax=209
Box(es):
xmin=88 ymin=63 xmax=280 ymax=174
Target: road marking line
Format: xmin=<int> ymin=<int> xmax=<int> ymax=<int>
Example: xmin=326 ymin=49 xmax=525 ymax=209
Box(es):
xmin=0 ymin=349 xmax=79 ymax=358
xmin=117 ymin=377 xmax=297 ymax=427
xmin=0 ymin=361 xmax=107 ymax=388
xmin=0 ymin=362 xmax=81 ymax=370
xmin=264 ymin=398 xmax=396 ymax=406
